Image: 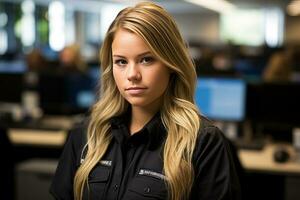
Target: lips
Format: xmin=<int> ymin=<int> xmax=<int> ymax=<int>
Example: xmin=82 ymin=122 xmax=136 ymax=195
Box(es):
xmin=125 ymin=87 xmax=147 ymax=95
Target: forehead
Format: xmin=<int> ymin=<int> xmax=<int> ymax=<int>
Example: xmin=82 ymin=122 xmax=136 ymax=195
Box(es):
xmin=112 ymin=28 xmax=150 ymax=56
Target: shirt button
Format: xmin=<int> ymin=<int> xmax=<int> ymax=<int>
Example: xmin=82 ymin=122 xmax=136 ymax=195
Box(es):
xmin=144 ymin=187 xmax=151 ymax=193
xmin=113 ymin=184 xmax=118 ymax=191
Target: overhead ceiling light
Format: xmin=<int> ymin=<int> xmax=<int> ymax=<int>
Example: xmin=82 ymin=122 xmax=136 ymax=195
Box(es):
xmin=185 ymin=0 xmax=236 ymax=14
xmin=287 ymin=0 xmax=300 ymax=16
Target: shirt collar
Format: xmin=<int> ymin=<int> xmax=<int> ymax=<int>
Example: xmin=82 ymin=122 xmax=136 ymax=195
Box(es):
xmin=110 ymin=111 xmax=167 ymax=150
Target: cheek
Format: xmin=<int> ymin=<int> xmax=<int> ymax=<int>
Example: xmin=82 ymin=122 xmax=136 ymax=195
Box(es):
xmin=152 ymin=71 xmax=170 ymax=93
xmin=113 ymin=69 xmax=126 ymax=95
xmin=113 ymin=69 xmax=121 ymax=87
xmin=159 ymin=68 xmax=171 ymax=85
xmin=161 ymin=74 xmax=170 ymax=91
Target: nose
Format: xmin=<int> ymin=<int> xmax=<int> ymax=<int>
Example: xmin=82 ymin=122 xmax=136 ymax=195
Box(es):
xmin=127 ymin=63 xmax=141 ymax=82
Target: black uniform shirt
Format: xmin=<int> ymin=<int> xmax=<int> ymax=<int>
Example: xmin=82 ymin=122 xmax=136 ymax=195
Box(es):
xmin=50 ymin=113 xmax=241 ymax=200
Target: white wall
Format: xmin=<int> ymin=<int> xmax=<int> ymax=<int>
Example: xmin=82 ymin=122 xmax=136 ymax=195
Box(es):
xmin=173 ymin=12 xmax=221 ymax=45
xmin=173 ymin=12 xmax=300 ymax=46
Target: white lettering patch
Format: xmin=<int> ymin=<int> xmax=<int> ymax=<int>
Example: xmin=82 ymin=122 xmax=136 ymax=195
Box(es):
xmin=99 ymin=160 xmax=112 ymax=167
xmin=138 ymin=169 xmax=166 ymax=180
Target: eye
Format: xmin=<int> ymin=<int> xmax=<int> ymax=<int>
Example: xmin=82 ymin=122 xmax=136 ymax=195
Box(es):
xmin=114 ymin=59 xmax=127 ymax=66
xmin=140 ymin=56 xmax=155 ymax=65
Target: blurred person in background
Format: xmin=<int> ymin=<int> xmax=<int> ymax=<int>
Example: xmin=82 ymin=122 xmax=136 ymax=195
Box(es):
xmin=211 ymin=50 xmax=236 ymax=76
xmin=263 ymin=49 xmax=293 ymax=82
xmin=26 ymin=48 xmax=49 ymax=72
xmin=59 ymin=44 xmax=87 ymax=73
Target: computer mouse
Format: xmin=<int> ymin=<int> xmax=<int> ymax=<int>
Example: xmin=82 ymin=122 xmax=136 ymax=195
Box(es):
xmin=273 ymin=148 xmax=290 ymax=163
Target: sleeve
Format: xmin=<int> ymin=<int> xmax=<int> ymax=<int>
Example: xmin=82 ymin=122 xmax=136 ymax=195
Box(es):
xmin=50 ymin=127 xmax=84 ymax=200
xmin=192 ymin=126 xmax=241 ymax=200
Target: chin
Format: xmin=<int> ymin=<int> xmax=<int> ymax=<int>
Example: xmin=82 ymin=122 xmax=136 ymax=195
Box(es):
xmin=125 ymin=97 xmax=149 ymax=107
xmin=127 ymin=100 xmax=148 ymax=107
xmin=125 ymin=96 xmax=163 ymax=110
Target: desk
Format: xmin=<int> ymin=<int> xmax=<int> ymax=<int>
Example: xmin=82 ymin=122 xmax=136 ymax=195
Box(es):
xmin=8 ymin=129 xmax=67 ymax=147
xmin=5 ymin=117 xmax=300 ymax=174
xmin=239 ymin=143 xmax=300 ymax=200
xmin=0 ymin=115 xmax=76 ymax=200
xmin=4 ymin=115 xmax=75 ymax=147
xmin=238 ymin=143 xmax=300 ymax=175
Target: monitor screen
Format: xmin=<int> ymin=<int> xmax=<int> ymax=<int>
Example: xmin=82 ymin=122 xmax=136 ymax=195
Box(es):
xmin=0 ymin=73 xmax=23 ymax=103
xmin=0 ymin=60 xmax=27 ymax=74
xmin=0 ymin=61 xmax=26 ymax=104
xmin=247 ymin=82 xmax=300 ymax=126
xmin=38 ymin=68 xmax=100 ymax=115
xmin=65 ymin=70 xmax=99 ymax=109
xmin=195 ymin=77 xmax=246 ymax=121
xmin=246 ymin=82 xmax=300 ymax=142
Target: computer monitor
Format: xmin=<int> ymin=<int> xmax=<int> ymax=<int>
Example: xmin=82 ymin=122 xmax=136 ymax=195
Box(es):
xmin=0 ymin=73 xmax=23 ymax=104
xmin=246 ymin=82 xmax=300 ymax=142
xmin=0 ymin=60 xmax=26 ymax=104
xmin=38 ymin=68 xmax=100 ymax=115
xmin=247 ymin=82 xmax=300 ymax=126
xmin=195 ymin=77 xmax=246 ymax=121
xmin=0 ymin=60 xmax=27 ymax=74
xmin=65 ymin=68 xmax=100 ymax=109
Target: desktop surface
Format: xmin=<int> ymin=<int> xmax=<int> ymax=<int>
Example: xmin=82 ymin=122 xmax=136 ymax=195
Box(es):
xmin=238 ymin=143 xmax=300 ymax=175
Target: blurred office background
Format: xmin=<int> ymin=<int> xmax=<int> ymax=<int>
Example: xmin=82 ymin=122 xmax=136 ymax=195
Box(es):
xmin=1 ymin=0 xmax=300 ymax=199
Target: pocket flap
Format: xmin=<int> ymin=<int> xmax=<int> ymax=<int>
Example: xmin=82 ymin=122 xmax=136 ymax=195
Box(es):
xmin=89 ymin=166 xmax=110 ymax=183
xmin=128 ymin=177 xmax=167 ymax=199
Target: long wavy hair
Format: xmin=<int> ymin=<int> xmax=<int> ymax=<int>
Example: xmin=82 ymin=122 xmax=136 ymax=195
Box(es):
xmin=74 ymin=2 xmax=200 ymax=200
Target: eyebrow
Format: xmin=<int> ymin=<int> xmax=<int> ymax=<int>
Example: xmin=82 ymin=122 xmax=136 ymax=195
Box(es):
xmin=112 ymin=51 xmax=152 ymax=58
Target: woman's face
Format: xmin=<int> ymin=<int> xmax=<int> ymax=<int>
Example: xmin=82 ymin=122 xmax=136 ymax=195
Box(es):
xmin=112 ymin=28 xmax=170 ymax=111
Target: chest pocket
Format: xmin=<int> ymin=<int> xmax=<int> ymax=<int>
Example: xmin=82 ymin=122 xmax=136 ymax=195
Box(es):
xmin=126 ymin=176 xmax=168 ymax=200
xmin=84 ymin=165 xmax=110 ymax=200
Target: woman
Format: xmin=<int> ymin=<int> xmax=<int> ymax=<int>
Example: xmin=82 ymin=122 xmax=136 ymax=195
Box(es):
xmin=50 ymin=2 xmax=241 ymax=200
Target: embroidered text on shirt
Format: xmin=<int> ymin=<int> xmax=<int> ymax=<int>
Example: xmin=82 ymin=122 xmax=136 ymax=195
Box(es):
xmin=100 ymin=160 xmax=112 ymax=167
xmin=138 ymin=169 xmax=166 ymax=180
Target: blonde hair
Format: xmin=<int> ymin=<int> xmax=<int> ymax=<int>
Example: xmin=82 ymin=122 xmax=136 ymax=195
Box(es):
xmin=74 ymin=2 xmax=200 ymax=200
